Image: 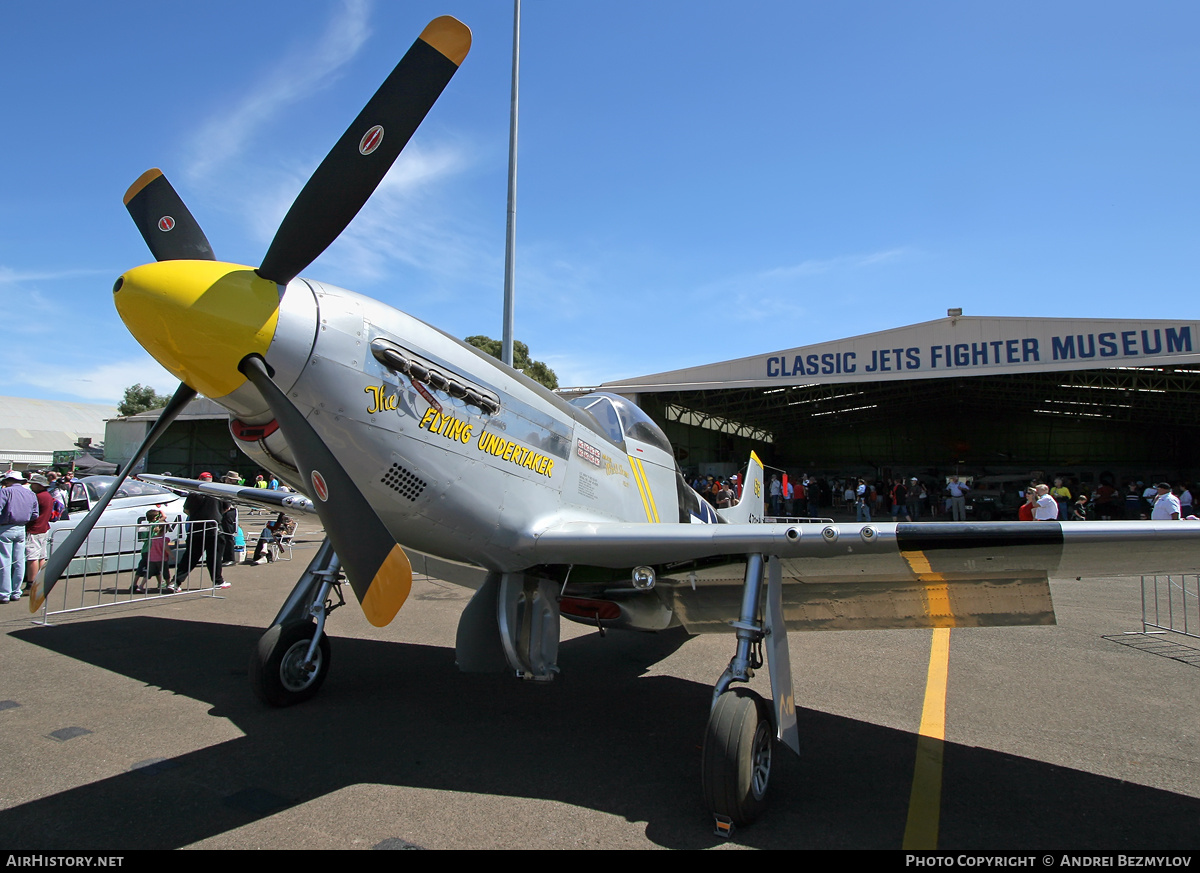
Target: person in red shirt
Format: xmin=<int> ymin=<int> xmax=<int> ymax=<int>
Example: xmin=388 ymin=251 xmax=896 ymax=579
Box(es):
xmin=25 ymin=474 xmax=56 ymax=587
xmin=1092 ymin=480 xmax=1119 ymax=520
xmin=1018 ymin=487 xmax=1036 ymax=521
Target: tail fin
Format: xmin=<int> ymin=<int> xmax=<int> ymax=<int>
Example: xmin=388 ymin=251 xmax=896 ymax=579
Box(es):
xmin=718 ymin=451 xmax=765 ymax=523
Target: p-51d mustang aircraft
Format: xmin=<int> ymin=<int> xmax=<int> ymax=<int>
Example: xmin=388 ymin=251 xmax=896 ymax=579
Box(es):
xmin=33 ymin=14 xmax=1200 ymax=834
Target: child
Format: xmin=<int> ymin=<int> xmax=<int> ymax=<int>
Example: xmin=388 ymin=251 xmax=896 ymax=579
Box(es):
xmin=132 ymin=509 xmax=173 ymax=593
xmin=131 ymin=509 xmax=170 ymax=593
xmin=1072 ymin=494 xmax=1090 ymax=522
xmin=147 ymin=513 xmax=174 ymax=592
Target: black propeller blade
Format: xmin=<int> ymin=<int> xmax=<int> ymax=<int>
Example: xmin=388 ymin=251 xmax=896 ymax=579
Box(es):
xmin=31 ymin=382 xmax=198 ymax=611
xmin=124 ymin=169 xmax=216 ymax=261
xmin=106 ymin=18 xmax=471 ymax=627
xmin=239 ymin=356 xmax=412 ymax=626
xmin=257 ymin=15 xmax=471 ymax=286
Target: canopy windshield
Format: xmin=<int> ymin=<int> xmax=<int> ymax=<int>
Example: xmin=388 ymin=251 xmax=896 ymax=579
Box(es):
xmin=567 ymin=393 xmax=673 ymax=454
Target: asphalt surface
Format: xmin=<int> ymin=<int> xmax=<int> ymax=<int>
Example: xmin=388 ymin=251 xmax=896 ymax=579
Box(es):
xmin=0 ymin=519 xmax=1197 ymax=850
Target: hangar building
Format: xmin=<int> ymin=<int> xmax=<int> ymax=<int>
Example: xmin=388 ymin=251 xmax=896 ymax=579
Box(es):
xmin=599 ymin=315 xmax=1200 ymax=485
xmin=0 ymin=396 xmax=116 ymax=471
xmin=105 ymin=396 xmax=241 ymax=477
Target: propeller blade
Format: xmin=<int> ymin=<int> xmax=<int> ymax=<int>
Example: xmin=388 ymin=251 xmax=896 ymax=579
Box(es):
xmin=239 ymin=356 xmax=412 ymax=627
xmin=257 ymin=16 xmax=471 ymax=286
xmin=124 ymin=169 xmax=216 ymax=261
xmin=30 ymin=382 xmax=197 ymax=611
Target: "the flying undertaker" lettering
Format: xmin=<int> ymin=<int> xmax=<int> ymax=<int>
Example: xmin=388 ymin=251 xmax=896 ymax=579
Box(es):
xmin=417 ymin=407 xmax=554 ymax=478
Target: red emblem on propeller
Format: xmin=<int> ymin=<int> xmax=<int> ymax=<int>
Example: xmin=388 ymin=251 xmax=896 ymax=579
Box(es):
xmin=359 ymin=125 xmax=384 ymax=155
xmin=311 ymin=470 xmax=329 ymax=502
xmin=158 ymin=216 xmax=175 ymax=232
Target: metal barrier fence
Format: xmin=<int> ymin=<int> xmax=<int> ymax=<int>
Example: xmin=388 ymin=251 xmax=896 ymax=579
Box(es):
xmin=36 ymin=520 xmax=223 ymax=624
xmin=1141 ymin=574 xmax=1199 ymax=641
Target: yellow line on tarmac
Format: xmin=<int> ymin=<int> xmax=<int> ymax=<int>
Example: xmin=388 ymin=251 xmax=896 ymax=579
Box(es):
xmin=902 ymin=627 xmax=951 ymax=849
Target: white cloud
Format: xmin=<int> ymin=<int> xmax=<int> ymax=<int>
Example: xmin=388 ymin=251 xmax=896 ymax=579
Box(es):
xmin=13 ymin=354 xmax=180 ymax=405
xmin=0 ymin=266 xmax=110 ymax=284
xmin=184 ymin=0 xmax=372 ymax=184
xmin=0 ymin=265 xmax=114 ymax=337
xmin=679 ymin=246 xmax=917 ymax=325
xmin=313 ymin=141 xmax=494 ymax=286
xmin=758 ymin=247 xmax=912 ymax=281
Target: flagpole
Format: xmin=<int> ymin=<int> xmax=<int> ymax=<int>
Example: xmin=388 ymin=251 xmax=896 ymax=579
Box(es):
xmin=501 ymin=0 xmax=520 ymax=367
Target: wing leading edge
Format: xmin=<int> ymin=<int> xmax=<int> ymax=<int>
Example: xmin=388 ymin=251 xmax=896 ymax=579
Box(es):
xmin=530 ymin=519 xmax=1200 ymax=581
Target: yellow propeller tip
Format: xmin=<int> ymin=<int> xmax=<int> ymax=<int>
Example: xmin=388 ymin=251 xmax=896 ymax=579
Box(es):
xmin=420 ymin=16 xmax=471 ymax=67
xmin=360 ymin=545 xmax=413 ymax=627
xmin=124 ymin=168 xmax=164 ymax=205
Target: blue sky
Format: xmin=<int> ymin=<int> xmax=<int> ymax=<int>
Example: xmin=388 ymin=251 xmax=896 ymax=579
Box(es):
xmin=3 ymin=1 xmax=1197 ymax=404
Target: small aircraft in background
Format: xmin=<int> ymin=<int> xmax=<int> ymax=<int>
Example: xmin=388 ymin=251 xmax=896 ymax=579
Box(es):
xmin=33 ymin=14 xmax=1200 ymax=834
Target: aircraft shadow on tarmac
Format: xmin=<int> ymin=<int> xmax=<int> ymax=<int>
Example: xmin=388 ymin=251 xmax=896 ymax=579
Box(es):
xmin=6 ymin=618 xmax=1199 ymax=850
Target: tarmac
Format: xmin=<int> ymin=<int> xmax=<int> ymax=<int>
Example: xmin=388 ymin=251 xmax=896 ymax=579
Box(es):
xmin=0 ymin=518 xmax=1197 ymax=850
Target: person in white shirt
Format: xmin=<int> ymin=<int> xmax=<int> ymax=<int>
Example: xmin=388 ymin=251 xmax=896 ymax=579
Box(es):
xmin=1033 ymin=484 xmax=1059 ymax=520
xmin=1150 ymin=483 xmax=1181 ymax=521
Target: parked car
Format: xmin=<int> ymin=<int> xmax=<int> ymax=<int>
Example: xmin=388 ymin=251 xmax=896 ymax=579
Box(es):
xmin=49 ymin=476 xmax=187 ymax=576
xmin=965 ymin=473 xmax=1037 ymax=521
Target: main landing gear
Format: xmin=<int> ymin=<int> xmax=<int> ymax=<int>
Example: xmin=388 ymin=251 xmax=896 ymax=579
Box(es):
xmin=702 ymin=554 xmax=799 ymax=839
xmin=249 ymin=538 xmax=345 ymax=707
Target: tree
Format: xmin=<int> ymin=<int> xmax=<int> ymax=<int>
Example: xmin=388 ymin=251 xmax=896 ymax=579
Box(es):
xmin=464 ymin=336 xmax=559 ymax=390
xmin=118 ymin=383 xmax=171 ymax=416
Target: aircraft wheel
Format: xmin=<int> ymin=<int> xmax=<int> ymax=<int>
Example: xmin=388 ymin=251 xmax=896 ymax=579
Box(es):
xmin=701 ymin=687 xmax=773 ymax=826
xmin=249 ymin=621 xmax=331 ymax=707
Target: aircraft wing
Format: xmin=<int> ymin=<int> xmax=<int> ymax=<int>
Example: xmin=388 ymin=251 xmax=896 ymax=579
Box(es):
xmin=529 ymin=519 xmax=1200 ymax=580
xmin=138 ymin=475 xmax=318 ymax=516
xmin=535 ymin=519 xmax=1200 ymax=633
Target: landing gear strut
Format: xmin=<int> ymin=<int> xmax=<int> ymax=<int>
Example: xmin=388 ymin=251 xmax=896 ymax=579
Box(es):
xmin=249 ymin=537 xmax=345 ymax=707
xmin=702 ymin=554 xmax=799 ymax=838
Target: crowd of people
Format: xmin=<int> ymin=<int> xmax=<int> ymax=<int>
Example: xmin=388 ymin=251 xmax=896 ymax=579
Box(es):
xmin=0 ymin=470 xmax=71 ymax=604
xmin=0 ymin=467 xmax=296 ymax=605
xmin=686 ymin=468 xmax=1196 ymax=523
xmin=1014 ymin=478 xmax=1193 ymax=521
xmin=4 ymin=460 xmax=1195 ymax=606
xmin=158 ymin=470 xmax=295 ymax=590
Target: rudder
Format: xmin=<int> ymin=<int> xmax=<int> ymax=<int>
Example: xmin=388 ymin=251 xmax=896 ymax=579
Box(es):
xmin=719 ymin=451 xmax=765 ymax=523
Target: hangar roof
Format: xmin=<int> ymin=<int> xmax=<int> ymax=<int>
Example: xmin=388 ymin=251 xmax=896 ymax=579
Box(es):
xmin=600 ymin=316 xmax=1200 ymax=437
xmin=0 ymin=395 xmax=117 ymax=467
xmin=111 ymin=395 xmax=229 ymax=422
xmin=604 ymin=315 xmax=1199 ymax=393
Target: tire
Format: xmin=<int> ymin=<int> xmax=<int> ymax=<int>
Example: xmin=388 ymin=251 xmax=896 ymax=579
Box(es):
xmin=701 ymin=688 xmax=773 ymax=826
xmin=976 ymin=504 xmax=997 ymax=521
xmin=249 ymin=621 xmax=331 ymax=707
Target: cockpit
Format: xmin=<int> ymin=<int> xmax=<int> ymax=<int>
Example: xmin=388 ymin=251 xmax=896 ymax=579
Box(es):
xmin=567 ymin=392 xmax=674 ymax=455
